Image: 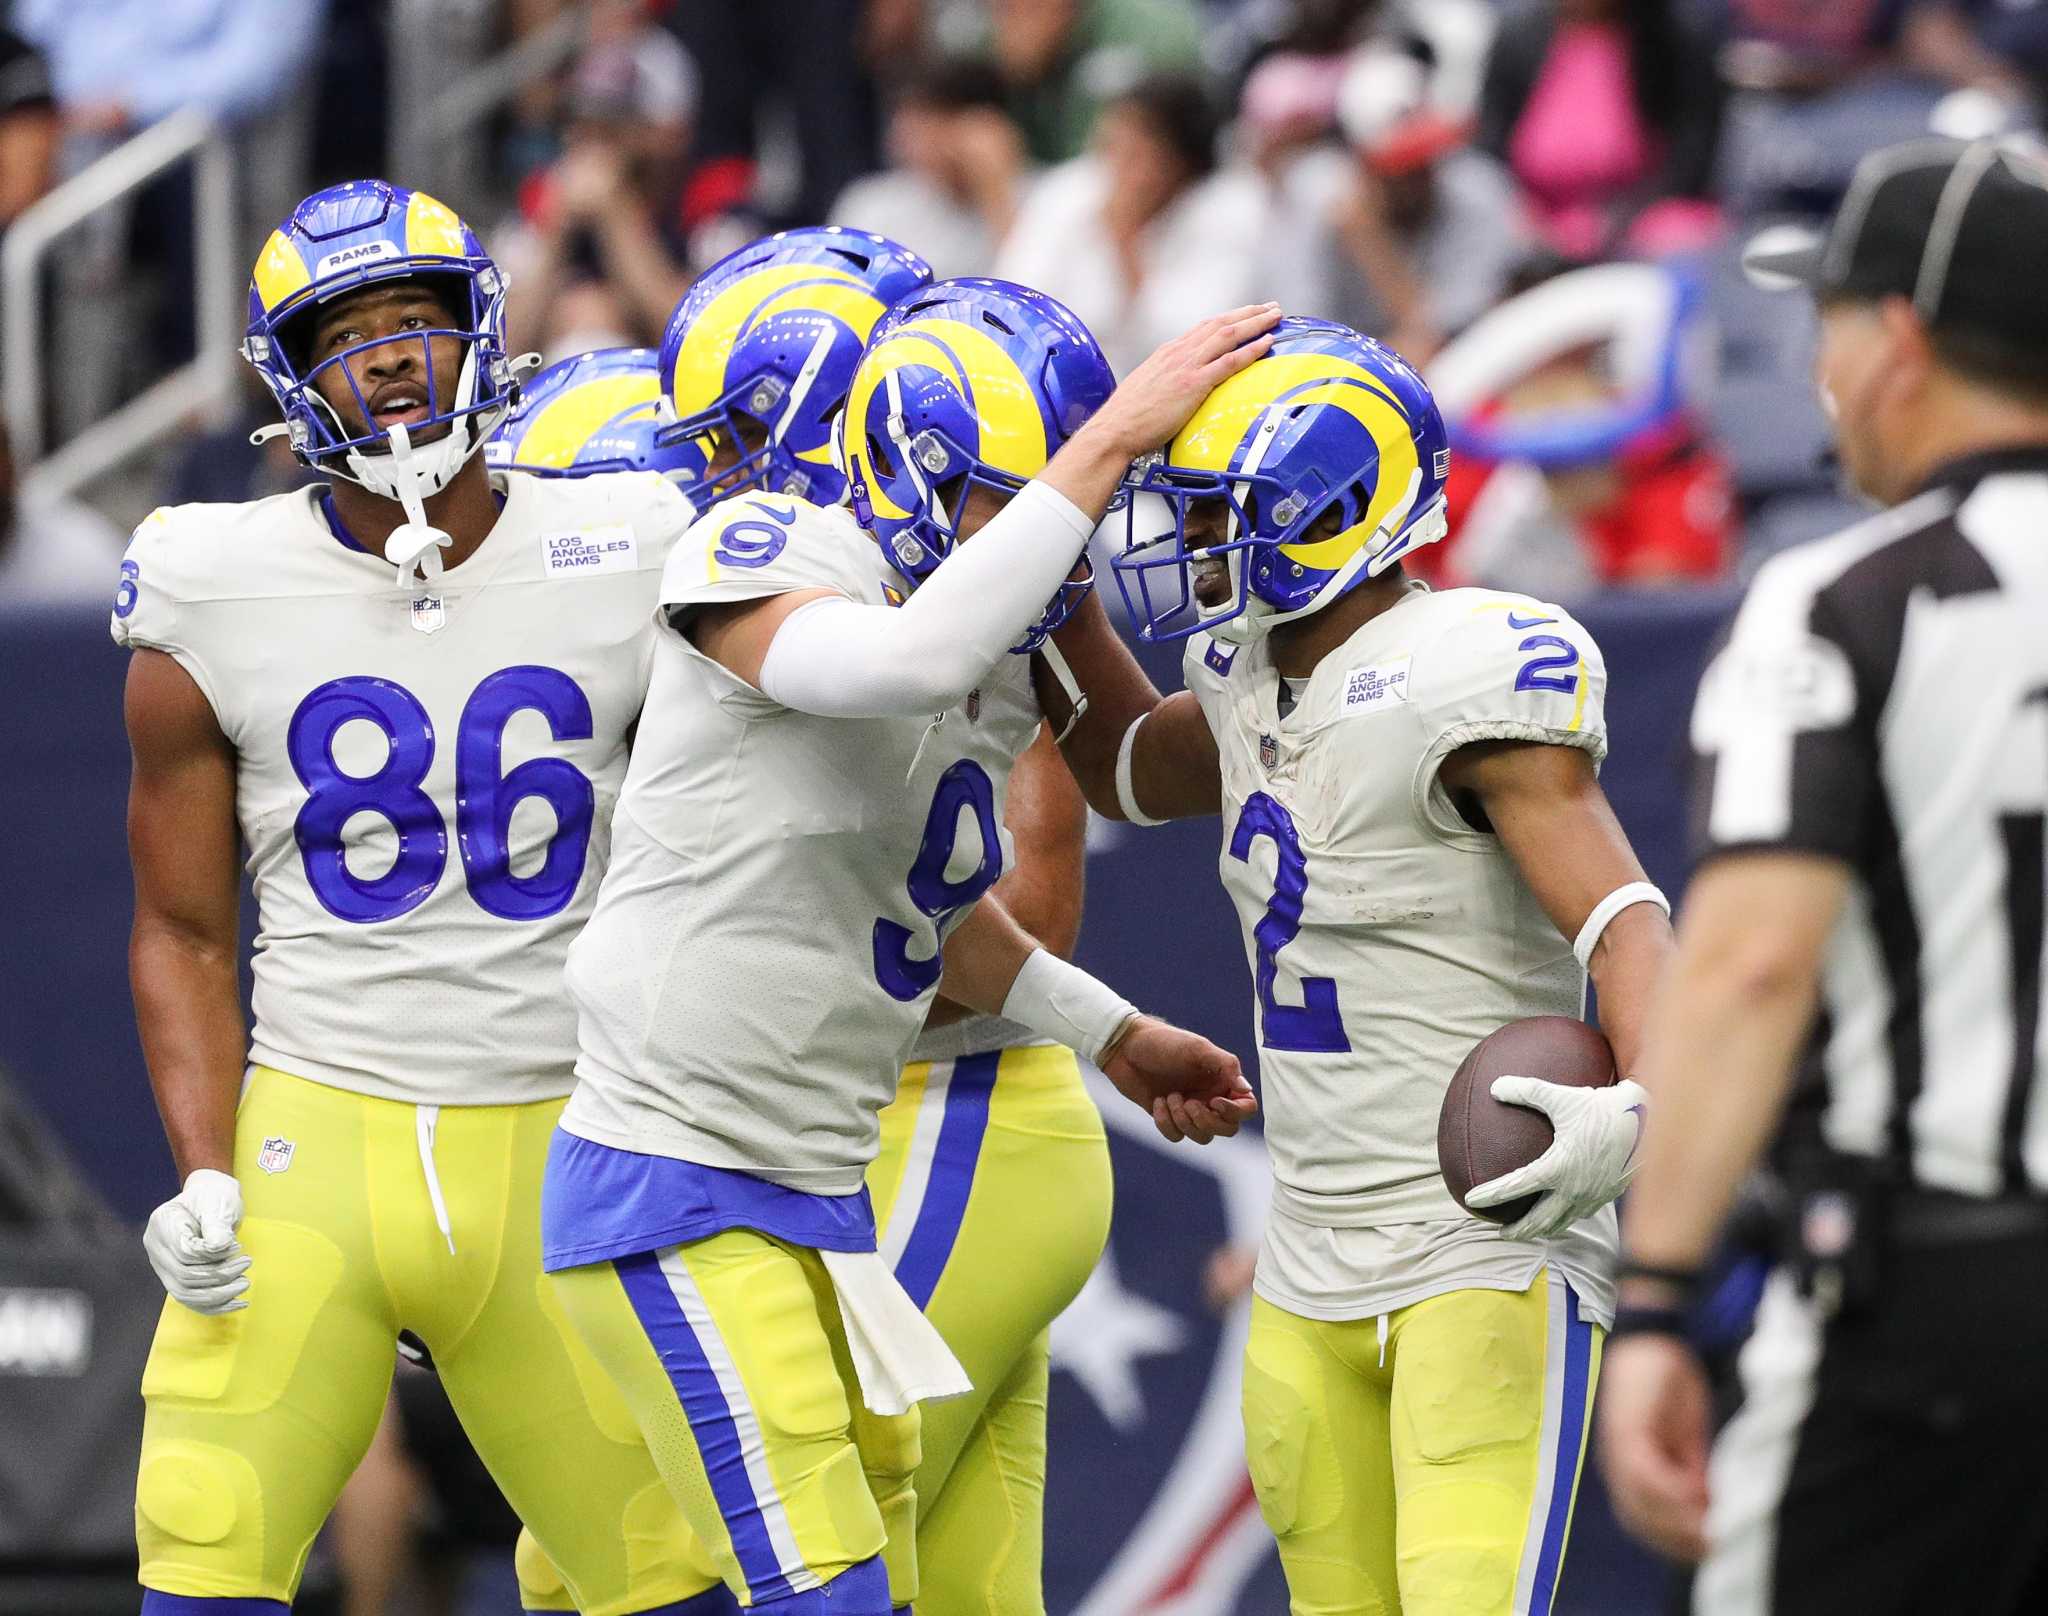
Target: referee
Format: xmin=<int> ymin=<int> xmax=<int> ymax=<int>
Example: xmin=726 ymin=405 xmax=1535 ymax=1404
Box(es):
xmin=1598 ymin=136 xmax=2048 ymax=1613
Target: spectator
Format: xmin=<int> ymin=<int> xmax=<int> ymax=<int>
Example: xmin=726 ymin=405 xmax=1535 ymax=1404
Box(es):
xmin=10 ymin=0 xmax=327 ymax=137
xmin=1318 ymin=43 xmax=1528 ymax=358
xmin=1423 ymin=264 xmax=1735 ymax=593
xmin=0 ymin=414 xmax=124 ymax=605
xmin=995 ymin=73 xmax=1266 ymax=375
xmin=0 ymin=27 xmax=57 ymax=231
xmin=1479 ymin=0 xmax=1723 ymax=261
xmin=933 ymin=0 xmax=1206 ymax=163
xmin=500 ymin=3 xmax=698 ymax=361
xmin=831 ymin=56 xmax=1031 ymax=279
xmin=671 ymin=0 xmax=881 ymax=252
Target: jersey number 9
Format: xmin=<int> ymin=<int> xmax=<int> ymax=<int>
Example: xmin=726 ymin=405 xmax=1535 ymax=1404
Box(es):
xmin=873 ymin=759 xmax=1005 ymax=1002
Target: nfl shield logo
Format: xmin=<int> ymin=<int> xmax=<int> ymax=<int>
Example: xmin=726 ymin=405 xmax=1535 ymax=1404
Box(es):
xmin=410 ymin=594 xmax=445 ymax=634
xmin=1259 ymin=733 xmax=1279 ymax=769
xmin=257 ymin=1135 xmax=295 ymax=1175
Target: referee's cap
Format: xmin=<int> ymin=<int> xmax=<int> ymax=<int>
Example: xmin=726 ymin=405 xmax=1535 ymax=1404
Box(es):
xmin=1742 ymin=137 xmax=2048 ymax=353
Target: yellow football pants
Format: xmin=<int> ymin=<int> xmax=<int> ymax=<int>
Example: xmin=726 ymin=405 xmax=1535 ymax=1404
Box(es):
xmin=134 ymin=1065 xmax=724 ymax=1613
xmin=868 ymin=1042 xmax=1114 ymax=1616
xmin=545 ymin=1229 xmax=920 ymax=1613
xmin=1242 ymin=1268 xmax=1603 ymax=1616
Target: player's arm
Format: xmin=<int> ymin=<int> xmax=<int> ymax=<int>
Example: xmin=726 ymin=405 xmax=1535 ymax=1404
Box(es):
xmin=926 ymin=723 xmax=1085 ymax=1031
xmin=686 ymin=305 xmax=1282 ymax=717
xmin=1033 ymin=590 xmax=1223 ymax=821
xmin=1442 ymin=740 xmax=1673 ymax=1072
xmin=125 ymin=648 xmax=253 ymax=1313
xmin=937 ymin=894 xmax=1256 ymax=1144
xmin=1444 ymin=737 xmax=1672 ymax=1240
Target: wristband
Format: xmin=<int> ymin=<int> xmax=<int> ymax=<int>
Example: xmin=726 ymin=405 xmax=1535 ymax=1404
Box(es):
xmin=1001 ymin=948 xmax=1139 ymax=1066
xmin=1608 ymin=1302 xmax=1691 ymax=1342
xmin=1116 ymin=715 xmax=1168 ymax=827
xmin=1573 ymin=881 xmax=1670 ymax=969
xmin=1617 ymin=1257 xmax=1704 ymax=1291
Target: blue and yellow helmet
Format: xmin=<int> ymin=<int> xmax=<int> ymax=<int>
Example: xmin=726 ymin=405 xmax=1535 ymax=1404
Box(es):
xmin=242 ymin=179 xmax=515 ymax=501
xmin=486 ymin=347 xmax=705 ymax=483
xmin=657 ymin=226 xmax=931 ymax=505
xmin=1112 ymin=318 xmax=1449 ymax=644
xmin=840 ymin=277 xmax=1115 ymax=651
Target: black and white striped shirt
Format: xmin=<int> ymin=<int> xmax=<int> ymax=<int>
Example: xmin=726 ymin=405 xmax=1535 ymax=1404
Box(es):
xmin=1691 ymin=448 xmax=2048 ymax=1197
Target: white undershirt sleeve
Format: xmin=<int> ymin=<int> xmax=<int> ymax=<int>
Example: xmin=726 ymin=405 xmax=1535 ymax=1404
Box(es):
xmin=756 ymin=480 xmax=1095 ymax=719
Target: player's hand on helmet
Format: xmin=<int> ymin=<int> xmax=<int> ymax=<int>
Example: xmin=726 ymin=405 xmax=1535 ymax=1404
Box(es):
xmin=1465 ymin=1076 xmax=1649 ymax=1240
xmin=1082 ymin=304 xmax=1284 ymax=458
xmin=1098 ymin=1014 xmax=1257 ymax=1144
xmin=143 ymin=1168 xmax=251 ymax=1314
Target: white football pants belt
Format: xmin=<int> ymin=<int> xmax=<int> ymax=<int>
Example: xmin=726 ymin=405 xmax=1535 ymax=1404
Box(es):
xmin=818 ymin=1249 xmax=971 ymax=1415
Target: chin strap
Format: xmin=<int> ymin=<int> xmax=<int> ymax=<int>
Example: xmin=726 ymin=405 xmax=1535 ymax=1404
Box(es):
xmin=378 ymin=423 xmax=454 ymax=591
xmin=1036 ymin=639 xmax=1090 ymax=744
xmin=249 ymin=422 xmax=291 ymax=446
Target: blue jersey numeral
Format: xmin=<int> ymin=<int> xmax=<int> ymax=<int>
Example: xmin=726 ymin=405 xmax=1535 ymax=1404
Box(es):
xmin=114 ymin=559 xmax=140 ymax=619
xmin=454 ymin=667 xmax=596 ymax=920
xmin=1229 ymin=791 xmax=1350 ymax=1053
xmin=288 ymin=678 xmax=449 ymax=923
xmin=873 ymin=759 xmax=1004 ymax=1002
xmin=713 ymin=503 xmax=796 ymax=569
xmin=287 ymin=668 xmax=595 ymax=924
xmin=1514 ymin=633 xmax=1580 ymax=694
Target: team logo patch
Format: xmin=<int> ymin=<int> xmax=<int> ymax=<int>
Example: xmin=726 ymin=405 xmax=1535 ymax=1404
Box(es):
xmin=257 ymin=1136 xmax=295 ymax=1175
xmin=1343 ymin=655 xmax=1411 ymax=714
xmin=1259 ymin=733 xmax=1279 ymax=769
xmin=313 ymin=239 xmax=397 ymax=278
xmin=409 ymin=594 xmax=445 ymax=634
xmin=541 ymin=525 xmax=638 ymax=578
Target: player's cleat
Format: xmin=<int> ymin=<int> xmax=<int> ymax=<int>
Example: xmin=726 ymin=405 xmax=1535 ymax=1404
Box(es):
xmin=488 ymin=347 xmax=707 ymax=483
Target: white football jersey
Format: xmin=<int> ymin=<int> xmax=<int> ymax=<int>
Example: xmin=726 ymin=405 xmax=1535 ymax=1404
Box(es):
xmin=561 ymin=493 xmax=1044 ymax=1194
xmin=1186 ymin=583 xmax=1619 ymax=1321
xmin=111 ymin=470 xmax=692 ymax=1106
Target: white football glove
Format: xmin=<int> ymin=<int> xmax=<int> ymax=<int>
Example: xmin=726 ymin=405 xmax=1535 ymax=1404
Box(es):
xmin=143 ymin=1168 xmax=251 ymax=1314
xmin=1465 ymin=1077 xmax=1648 ymax=1242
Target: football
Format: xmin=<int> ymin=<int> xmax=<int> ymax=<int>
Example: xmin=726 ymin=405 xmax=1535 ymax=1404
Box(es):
xmin=1438 ymin=1016 xmax=1619 ymax=1224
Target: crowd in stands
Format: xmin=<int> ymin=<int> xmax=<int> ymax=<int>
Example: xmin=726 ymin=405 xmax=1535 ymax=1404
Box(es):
xmin=5 ymin=0 xmax=2048 ymax=611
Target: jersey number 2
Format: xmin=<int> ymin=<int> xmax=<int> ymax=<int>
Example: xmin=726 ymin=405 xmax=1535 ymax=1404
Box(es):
xmin=1230 ymin=792 xmax=1350 ymax=1053
xmin=287 ymin=667 xmax=594 ymax=924
xmin=873 ymin=759 xmax=1004 ymax=1001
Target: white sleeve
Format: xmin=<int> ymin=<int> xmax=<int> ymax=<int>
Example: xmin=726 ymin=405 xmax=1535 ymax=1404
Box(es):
xmin=757 ymin=479 xmax=1095 ymax=718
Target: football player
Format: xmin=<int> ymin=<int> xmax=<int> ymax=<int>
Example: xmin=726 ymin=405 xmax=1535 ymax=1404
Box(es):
xmin=116 ymin=179 xmax=737 ymax=1616
xmin=488 ymin=344 xmax=709 ymax=484
xmin=539 ymin=280 xmax=1272 ymax=1616
xmin=653 ymin=231 xmax=1114 ymax=1614
xmin=1046 ymin=318 xmax=1673 ymax=1614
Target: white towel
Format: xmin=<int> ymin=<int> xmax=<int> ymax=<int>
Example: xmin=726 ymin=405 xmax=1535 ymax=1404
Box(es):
xmin=819 ymin=1249 xmax=972 ymax=1416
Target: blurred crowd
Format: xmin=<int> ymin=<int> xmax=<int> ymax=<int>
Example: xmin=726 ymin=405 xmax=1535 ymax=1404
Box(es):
xmin=5 ymin=0 xmax=2048 ymax=610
